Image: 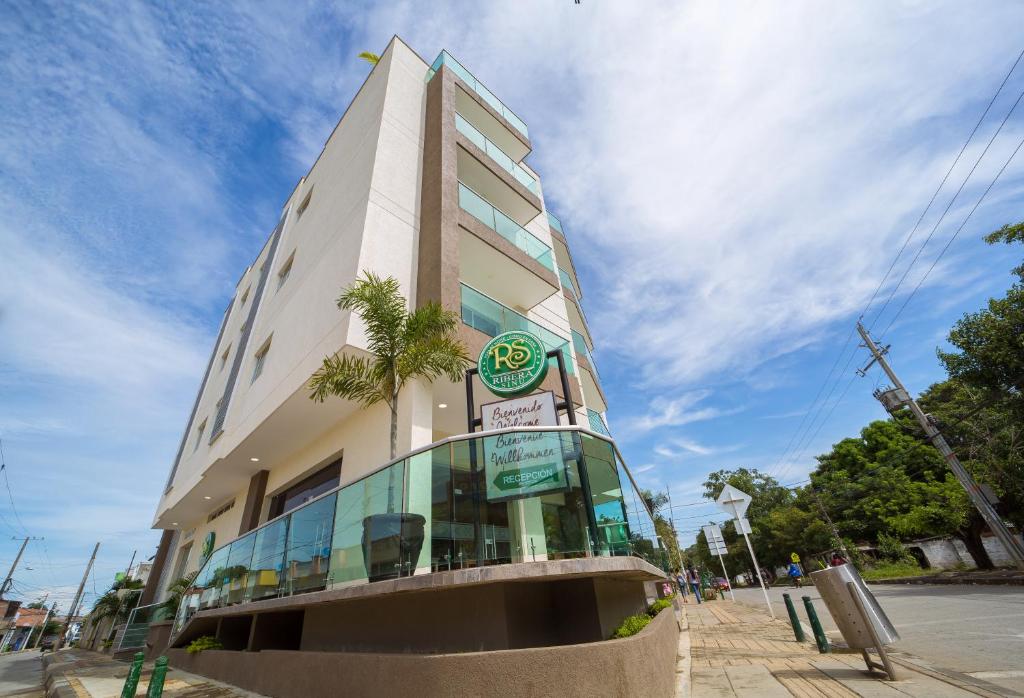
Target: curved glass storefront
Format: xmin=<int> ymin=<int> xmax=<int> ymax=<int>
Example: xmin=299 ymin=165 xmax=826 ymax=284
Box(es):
xmin=174 ymin=427 xmax=664 ymax=632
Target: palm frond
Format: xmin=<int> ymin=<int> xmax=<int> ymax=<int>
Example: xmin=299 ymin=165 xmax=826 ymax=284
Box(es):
xmin=337 ymin=272 xmax=407 ymax=363
xmin=358 ymin=51 xmax=380 ymax=66
xmin=309 ymin=353 xmax=388 ymax=407
xmin=398 ymin=334 xmax=471 ymax=385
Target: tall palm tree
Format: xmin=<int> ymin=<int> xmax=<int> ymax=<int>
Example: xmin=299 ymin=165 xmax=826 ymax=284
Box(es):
xmin=90 ymin=585 xmax=142 ymax=644
xmin=358 ymin=51 xmax=380 ymax=66
xmin=309 ymin=273 xmax=470 ymax=506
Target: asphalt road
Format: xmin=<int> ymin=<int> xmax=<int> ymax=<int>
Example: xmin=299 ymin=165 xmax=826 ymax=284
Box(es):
xmin=732 ymin=582 xmax=1024 ymax=695
xmin=0 ymin=651 xmax=44 ymax=697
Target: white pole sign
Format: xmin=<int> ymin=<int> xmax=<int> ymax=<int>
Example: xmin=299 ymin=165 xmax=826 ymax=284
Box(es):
xmin=715 ymin=484 xmax=773 ymax=617
xmin=702 ymin=523 xmax=735 ymax=601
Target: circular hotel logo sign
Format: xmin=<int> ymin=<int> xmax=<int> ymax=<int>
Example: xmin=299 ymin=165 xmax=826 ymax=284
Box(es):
xmin=478 ymin=331 xmax=548 ymax=397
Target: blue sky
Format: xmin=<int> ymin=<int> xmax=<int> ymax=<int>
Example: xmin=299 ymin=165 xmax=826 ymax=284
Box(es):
xmin=2 ymin=2 xmax=1023 ymax=608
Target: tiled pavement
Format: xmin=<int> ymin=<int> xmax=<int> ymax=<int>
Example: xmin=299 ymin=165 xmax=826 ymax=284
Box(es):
xmin=680 ymin=600 xmax=1007 ymax=698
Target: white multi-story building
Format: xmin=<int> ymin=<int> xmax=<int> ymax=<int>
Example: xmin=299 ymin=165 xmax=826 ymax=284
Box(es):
xmin=149 ymin=37 xmax=610 ymax=596
xmin=138 ymin=38 xmax=668 ymax=696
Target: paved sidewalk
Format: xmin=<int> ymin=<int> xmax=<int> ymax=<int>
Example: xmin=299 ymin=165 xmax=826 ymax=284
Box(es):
xmin=682 ymin=600 xmax=1007 ymax=697
xmin=42 ymin=649 xmax=267 ymax=698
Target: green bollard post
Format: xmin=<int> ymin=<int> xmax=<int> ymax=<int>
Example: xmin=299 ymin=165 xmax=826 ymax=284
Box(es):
xmin=121 ymin=652 xmax=145 ymax=698
xmin=146 ymin=656 xmax=168 ymax=698
xmin=802 ymin=596 xmax=830 ymax=654
xmin=783 ymin=593 xmax=806 ymax=643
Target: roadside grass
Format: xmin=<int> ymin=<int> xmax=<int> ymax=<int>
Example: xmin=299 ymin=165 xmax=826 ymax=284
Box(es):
xmin=860 ymin=561 xmax=934 ymax=581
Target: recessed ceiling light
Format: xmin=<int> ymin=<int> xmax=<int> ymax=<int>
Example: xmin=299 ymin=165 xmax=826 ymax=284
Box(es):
xmin=203 ymin=496 xmax=211 ymax=500
xmin=250 ymin=457 xmax=260 ymax=462
xmin=438 ymin=403 xmax=447 ymax=409
xmin=171 ymin=522 xmax=178 ymax=526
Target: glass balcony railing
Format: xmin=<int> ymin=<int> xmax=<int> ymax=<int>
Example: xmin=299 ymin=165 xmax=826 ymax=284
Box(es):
xmin=458 ymin=183 xmax=554 ymax=271
xmin=547 ymin=211 xmax=564 ymax=234
xmin=460 ymin=283 xmax=573 ymax=375
xmin=428 ymin=51 xmax=529 ymax=139
xmin=173 ymin=427 xmax=665 ymax=633
xmin=588 ymin=409 xmax=610 ymax=437
xmin=559 ymin=267 xmax=580 ymax=299
xmin=455 ymin=114 xmax=539 ymax=195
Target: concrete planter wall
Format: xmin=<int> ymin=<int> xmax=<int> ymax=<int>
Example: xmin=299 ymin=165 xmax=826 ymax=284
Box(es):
xmin=167 ymin=606 xmax=679 ymax=698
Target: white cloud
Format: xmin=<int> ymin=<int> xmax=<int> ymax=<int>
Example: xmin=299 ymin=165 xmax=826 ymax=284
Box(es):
xmin=617 ymin=390 xmax=738 ymax=435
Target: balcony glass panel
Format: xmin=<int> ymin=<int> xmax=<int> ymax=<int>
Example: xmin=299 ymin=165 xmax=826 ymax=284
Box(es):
xmin=547 ymin=211 xmax=564 ymax=234
xmin=455 ymin=114 xmax=539 ymax=195
xmin=587 ymin=409 xmax=610 ymax=437
xmin=559 ymin=268 xmax=577 ymax=299
xmin=221 ymin=533 xmax=255 ymax=606
xmin=172 ymin=428 xmax=665 ymax=633
xmin=458 ymin=183 xmax=553 ymax=270
xmin=428 ymin=51 xmax=528 ymax=138
xmin=247 ymin=518 xmax=287 ymax=602
xmin=330 ymin=461 xmax=405 ymax=586
xmin=284 ymin=492 xmax=336 ymax=594
xmin=460 ymin=283 xmax=573 ymax=375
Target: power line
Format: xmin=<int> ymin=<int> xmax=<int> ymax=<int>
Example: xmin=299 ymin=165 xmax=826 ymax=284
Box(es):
xmin=0 ymin=438 xmax=28 ymax=536
xmin=878 ymin=132 xmax=1024 ymax=337
xmin=766 ymin=47 xmax=1024 ymax=483
xmin=865 ymin=46 xmax=1024 ymax=330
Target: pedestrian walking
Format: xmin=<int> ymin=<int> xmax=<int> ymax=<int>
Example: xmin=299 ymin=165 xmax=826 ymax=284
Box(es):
xmin=830 ymin=551 xmax=847 ymax=567
xmin=675 ymin=569 xmax=689 ymax=601
xmin=687 ymin=566 xmax=702 ymax=604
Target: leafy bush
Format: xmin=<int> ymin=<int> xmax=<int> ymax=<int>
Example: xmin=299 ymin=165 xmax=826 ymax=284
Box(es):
xmin=610 ymin=613 xmax=651 ymax=639
xmin=186 ymin=636 xmax=224 ymax=654
xmin=860 ymin=561 xmax=930 ymax=581
xmin=876 ymin=533 xmax=914 ymax=564
xmin=648 ymin=597 xmax=674 ymax=616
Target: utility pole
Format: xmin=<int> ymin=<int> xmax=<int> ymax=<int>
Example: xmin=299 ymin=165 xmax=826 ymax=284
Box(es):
xmin=0 ymin=537 xmax=30 ymax=597
xmin=857 ymin=322 xmax=1024 ymax=570
xmin=56 ymin=542 xmax=99 ymax=650
xmin=29 ymin=593 xmax=50 ymax=649
xmin=665 ymin=488 xmax=681 ymax=570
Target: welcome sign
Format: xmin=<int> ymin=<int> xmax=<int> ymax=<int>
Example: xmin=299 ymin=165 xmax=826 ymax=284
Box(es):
xmin=481 ymin=391 xmax=566 ymax=502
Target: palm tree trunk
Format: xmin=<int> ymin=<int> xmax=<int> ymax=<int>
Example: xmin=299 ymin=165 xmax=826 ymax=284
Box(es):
xmin=387 ymin=391 xmax=399 ymax=512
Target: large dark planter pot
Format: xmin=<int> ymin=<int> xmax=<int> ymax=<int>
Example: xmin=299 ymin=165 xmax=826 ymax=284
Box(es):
xmin=361 ymin=513 xmax=426 ymax=582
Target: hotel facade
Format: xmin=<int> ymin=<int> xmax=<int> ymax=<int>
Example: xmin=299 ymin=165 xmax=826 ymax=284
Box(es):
xmin=139 ymin=37 xmax=677 ymax=697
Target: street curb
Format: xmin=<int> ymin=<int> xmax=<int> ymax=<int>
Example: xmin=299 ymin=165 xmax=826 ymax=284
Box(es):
xmin=887 ymin=654 xmax=1013 ymax=698
xmin=866 ymin=576 xmax=1024 ymax=586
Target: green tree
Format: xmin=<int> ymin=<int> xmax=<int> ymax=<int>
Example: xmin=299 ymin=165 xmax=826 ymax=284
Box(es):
xmin=309 ymin=273 xmax=470 ymax=506
xmin=640 ymin=489 xmax=682 ymax=571
xmin=938 ymin=220 xmax=1024 ymax=418
xmin=702 ymin=468 xmax=795 ymax=575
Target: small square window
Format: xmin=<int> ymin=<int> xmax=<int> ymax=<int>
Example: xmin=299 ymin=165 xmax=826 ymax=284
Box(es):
xmin=252 ymin=338 xmax=272 ymax=383
xmin=220 ymin=345 xmax=231 ymax=371
xmin=297 ymin=188 xmax=313 ymax=218
xmin=193 ymin=419 xmax=207 ymax=453
xmin=240 ymin=286 xmax=250 ymax=305
xmin=277 ymin=252 xmax=295 ymax=290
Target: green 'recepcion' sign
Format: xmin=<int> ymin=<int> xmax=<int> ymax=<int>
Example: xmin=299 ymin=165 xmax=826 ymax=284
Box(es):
xmin=484 ymin=431 xmax=567 ymax=502
xmin=478 ymin=331 xmax=548 ymax=397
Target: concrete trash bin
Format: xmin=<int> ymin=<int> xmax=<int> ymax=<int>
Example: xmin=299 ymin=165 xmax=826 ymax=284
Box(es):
xmin=809 ymin=564 xmax=899 ymax=649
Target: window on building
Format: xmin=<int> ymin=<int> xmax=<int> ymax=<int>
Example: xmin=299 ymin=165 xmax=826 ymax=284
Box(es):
xmin=268 ymin=458 xmax=342 ymax=519
xmin=252 ymin=337 xmax=271 ymax=382
xmin=277 ymin=252 xmax=294 ymax=290
xmin=240 ymin=286 xmax=250 ymax=305
xmin=193 ymin=419 xmax=207 ymax=452
xmin=296 ymin=188 xmax=313 ymax=218
xmin=219 ymin=345 xmax=231 ymax=372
